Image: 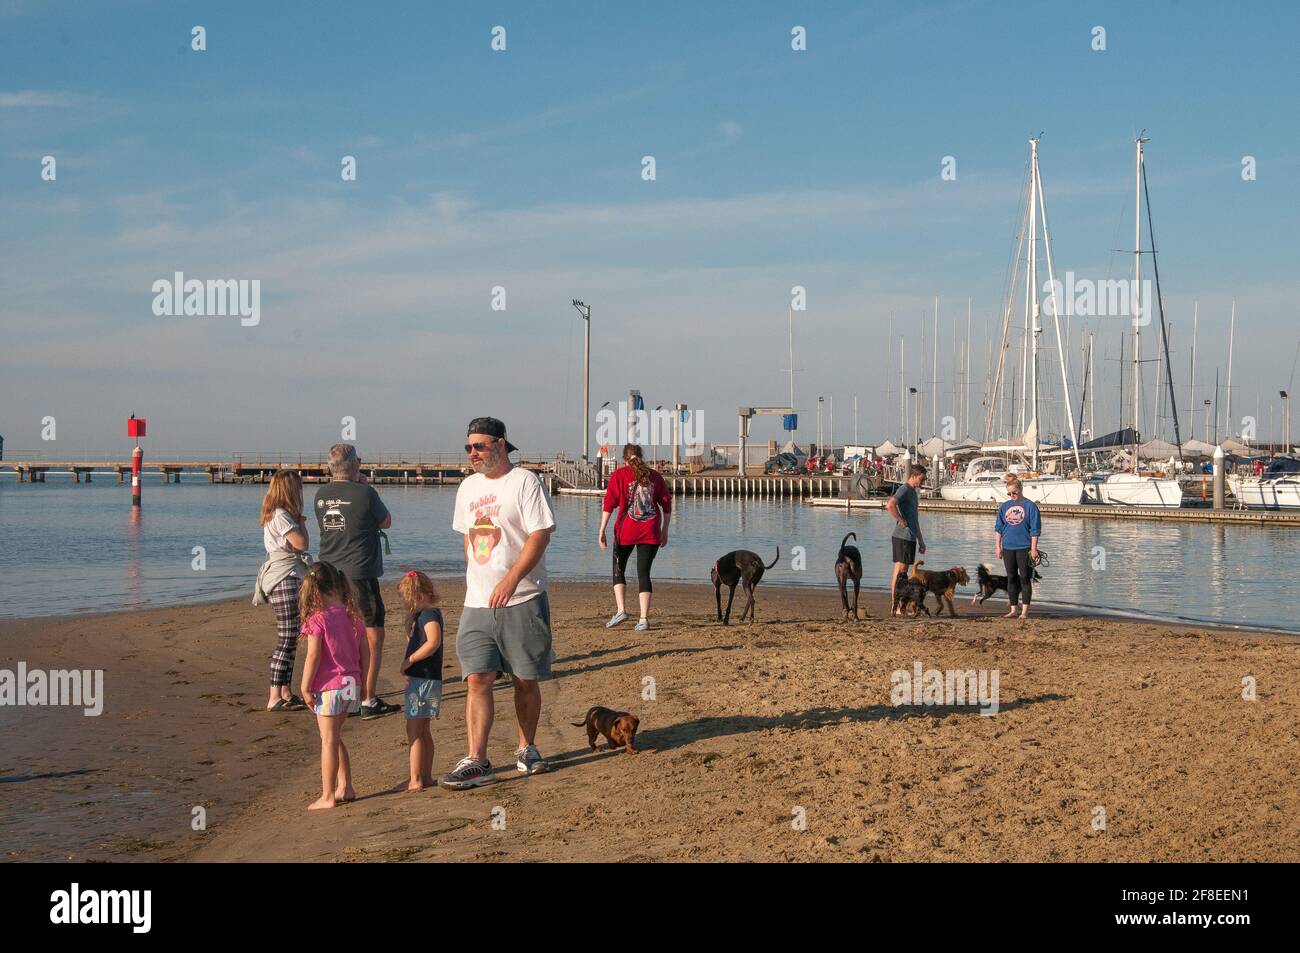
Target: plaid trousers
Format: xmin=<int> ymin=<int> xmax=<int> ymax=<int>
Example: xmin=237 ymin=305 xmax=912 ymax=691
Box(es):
xmin=268 ymin=574 xmax=302 ymax=687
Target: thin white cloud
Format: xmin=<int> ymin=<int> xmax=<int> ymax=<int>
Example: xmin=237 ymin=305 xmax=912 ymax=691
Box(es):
xmin=0 ymin=90 xmax=80 ymax=108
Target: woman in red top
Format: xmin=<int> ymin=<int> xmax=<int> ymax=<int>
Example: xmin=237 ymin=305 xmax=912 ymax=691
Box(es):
xmin=598 ymin=443 xmax=672 ymax=632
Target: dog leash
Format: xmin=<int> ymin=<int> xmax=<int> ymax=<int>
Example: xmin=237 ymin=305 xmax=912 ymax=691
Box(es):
xmin=1031 ymin=549 xmax=1049 ymax=568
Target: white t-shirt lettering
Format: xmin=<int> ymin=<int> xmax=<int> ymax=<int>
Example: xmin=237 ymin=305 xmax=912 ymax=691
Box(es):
xmin=452 ymin=466 xmax=556 ymax=608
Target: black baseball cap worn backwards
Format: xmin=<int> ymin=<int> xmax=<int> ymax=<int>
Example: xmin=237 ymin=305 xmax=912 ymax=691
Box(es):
xmin=467 ymin=416 xmax=518 ymax=453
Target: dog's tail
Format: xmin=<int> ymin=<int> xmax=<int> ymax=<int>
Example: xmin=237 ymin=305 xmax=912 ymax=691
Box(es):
xmin=765 ymin=547 xmax=780 ymax=570
xmin=570 ymin=721 xmax=588 ymax=727
xmin=839 ymin=531 xmax=857 ymax=549
xmin=913 ymin=559 xmax=925 ymax=569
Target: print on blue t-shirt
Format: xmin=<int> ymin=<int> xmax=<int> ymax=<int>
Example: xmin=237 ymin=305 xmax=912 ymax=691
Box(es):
xmin=995 ymin=498 xmax=1041 ymax=550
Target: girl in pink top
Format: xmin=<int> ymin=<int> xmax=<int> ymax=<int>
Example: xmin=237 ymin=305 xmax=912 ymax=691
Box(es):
xmin=299 ymin=561 xmax=369 ymax=811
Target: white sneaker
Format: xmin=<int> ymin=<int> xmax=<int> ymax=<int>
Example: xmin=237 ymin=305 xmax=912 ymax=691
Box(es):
xmin=634 ymin=618 xmax=650 ymax=631
xmin=605 ymin=611 xmax=628 ymax=628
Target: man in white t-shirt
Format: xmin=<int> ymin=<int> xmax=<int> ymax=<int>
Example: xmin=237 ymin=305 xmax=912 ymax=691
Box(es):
xmin=439 ymin=417 xmax=557 ymax=790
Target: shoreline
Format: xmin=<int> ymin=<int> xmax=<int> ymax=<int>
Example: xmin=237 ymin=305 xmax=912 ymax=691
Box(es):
xmin=3 ymin=580 xmax=1299 ymax=862
xmin=3 ymin=574 xmax=1296 ymax=639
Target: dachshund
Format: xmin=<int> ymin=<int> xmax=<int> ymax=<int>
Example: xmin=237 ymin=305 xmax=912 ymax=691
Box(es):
xmin=572 ymin=706 xmax=640 ymax=754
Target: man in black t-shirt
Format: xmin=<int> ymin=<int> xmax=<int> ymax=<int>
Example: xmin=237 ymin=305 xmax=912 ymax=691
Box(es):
xmin=313 ymin=443 xmax=397 ymax=718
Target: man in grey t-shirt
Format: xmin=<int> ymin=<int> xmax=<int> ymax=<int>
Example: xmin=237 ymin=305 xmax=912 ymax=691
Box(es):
xmin=884 ymin=464 xmax=927 ymax=612
xmin=313 ymin=443 xmax=396 ymax=718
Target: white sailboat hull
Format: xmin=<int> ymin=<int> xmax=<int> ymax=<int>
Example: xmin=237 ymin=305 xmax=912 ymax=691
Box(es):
xmin=941 ymin=477 xmax=1083 ymax=505
xmin=1096 ymin=473 xmax=1183 ymax=508
xmin=1229 ymin=478 xmax=1300 ymax=509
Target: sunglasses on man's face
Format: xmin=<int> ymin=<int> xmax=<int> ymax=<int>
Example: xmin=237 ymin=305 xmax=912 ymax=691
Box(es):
xmin=465 ymin=440 xmax=497 ymax=454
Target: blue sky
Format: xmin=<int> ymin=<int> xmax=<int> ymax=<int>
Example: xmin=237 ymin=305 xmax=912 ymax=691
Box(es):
xmin=3 ymin=0 xmax=1298 ymax=457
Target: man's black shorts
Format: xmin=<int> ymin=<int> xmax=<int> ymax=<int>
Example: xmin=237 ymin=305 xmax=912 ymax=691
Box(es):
xmin=891 ymin=537 xmax=917 ymax=565
xmin=351 ymin=577 xmax=385 ymax=628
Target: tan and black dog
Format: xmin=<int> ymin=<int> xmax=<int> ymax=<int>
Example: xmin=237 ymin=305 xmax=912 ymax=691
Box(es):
xmin=572 ymin=706 xmax=640 ymax=754
xmin=908 ymin=560 xmax=970 ymax=617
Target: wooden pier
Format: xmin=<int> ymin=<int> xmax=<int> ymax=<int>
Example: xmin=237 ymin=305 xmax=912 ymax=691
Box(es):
xmin=809 ymin=496 xmax=1300 ymax=525
xmin=552 ymin=474 xmax=852 ymax=499
xmin=0 ymin=459 xmax=477 ymax=486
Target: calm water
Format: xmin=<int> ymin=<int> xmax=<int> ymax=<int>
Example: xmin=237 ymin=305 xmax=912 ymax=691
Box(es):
xmin=1 ymin=477 xmax=1297 ymax=632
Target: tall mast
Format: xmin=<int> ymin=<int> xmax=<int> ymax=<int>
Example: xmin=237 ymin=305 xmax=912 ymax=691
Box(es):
xmin=932 ymin=296 xmax=939 ymax=438
xmin=1133 ymin=135 xmax=1146 ymax=467
xmin=787 ymin=306 xmax=795 ymax=413
xmin=899 ymin=338 xmax=905 ymax=443
xmin=1226 ymin=299 xmax=1236 ymax=438
xmin=1032 ymin=137 xmax=1081 ymax=472
xmin=1140 ymin=138 xmax=1184 ymax=459
xmin=1159 ymin=315 xmax=1170 ymax=442
xmin=1190 ymin=302 xmax=1198 ymax=447
xmin=1028 ymin=139 xmax=1040 ymax=470
xmin=966 ymin=298 xmax=972 ymax=438
xmin=1081 ymin=332 xmax=1092 ymax=439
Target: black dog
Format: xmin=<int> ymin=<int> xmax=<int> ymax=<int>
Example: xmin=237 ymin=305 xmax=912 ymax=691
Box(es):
xmin=891 ymin=569 xmax=932 ymax=618
xmin=711 ymin=548 xmax=779 ymax=625
xmin=972 ymin=563 xmax=1042 ymax=605
xmin=834 ymin=531 xmax=863 ymax=619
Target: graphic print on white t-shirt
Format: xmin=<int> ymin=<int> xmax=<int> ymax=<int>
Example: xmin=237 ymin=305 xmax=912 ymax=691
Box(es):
xmin=452 ymin=467 xmax=556 ymax=608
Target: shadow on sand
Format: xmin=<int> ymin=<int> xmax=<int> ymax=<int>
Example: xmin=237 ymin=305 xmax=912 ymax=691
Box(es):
xmin=635 ymin=693 xmax=1069 ymax=753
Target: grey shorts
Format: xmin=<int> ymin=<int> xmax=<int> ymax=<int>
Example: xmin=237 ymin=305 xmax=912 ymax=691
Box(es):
xmin=455 ymin=592 xmax=554 ymax=681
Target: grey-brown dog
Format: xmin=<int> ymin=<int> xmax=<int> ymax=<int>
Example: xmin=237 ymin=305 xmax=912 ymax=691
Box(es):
xmin=711 ymin=548 xmax=779 ymax=625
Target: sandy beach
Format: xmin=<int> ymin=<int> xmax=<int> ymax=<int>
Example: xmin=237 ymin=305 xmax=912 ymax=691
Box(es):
xmin=2 ymin=579 xmax=1298 ymax=863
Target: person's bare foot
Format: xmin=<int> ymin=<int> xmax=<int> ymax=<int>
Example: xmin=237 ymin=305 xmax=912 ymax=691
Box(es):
xmin=307 ymin=795 xmax=337 ymax=811
xmin=1019 ymin=607 xmax=1030 ymax=621
xmin=334 ymin=786 xmax=356 ymax=803
xmin=405 ymin=779 xmax=426 ymax=792
xmin=1003 ymin=607 xmax=1018 ymax=618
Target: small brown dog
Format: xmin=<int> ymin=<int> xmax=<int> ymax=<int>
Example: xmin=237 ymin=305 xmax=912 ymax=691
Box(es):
xmin=909 ymin=560 xmax=970 ymax=617
xmin=572 ymin=706 xmax=640 ymax=754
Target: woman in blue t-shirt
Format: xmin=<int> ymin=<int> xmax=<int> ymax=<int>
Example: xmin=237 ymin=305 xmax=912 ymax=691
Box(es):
xmin=994 ymin=478 xmax=1041 ymax=620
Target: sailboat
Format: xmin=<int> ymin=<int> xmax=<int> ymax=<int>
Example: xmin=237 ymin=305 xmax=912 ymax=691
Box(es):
xmin=1228 ymin=456 xmax=1300 ymax=509
xmin=1093 ymin=136 xmax=1182 ymax=508
xmin=943 ymin=137 xmax=1084 ymax=505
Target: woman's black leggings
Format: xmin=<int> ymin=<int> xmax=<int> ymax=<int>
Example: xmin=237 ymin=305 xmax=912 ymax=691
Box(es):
xmin=1002 ymin=548 xmax=1033 ymax=606
xmin=613 ymin=543 xmax=659 ymax=591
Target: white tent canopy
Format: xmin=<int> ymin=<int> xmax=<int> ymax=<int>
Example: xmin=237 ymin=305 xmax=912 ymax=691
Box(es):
xmin=1179 ymin=439 xmax=1216 ymax=458
xmin=1221 ymin=438 xmax=1256 ymax=456
xmin=918 ymin=436 xmax=953 ymax=458
xmin=874 ymin=440 xmax=904 ymax=457
xmin=1139 ymin=438 xmax=1182 ymax=460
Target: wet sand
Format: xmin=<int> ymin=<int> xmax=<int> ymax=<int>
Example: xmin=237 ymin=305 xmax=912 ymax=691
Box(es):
xmin=2 ymin=580 xmax=1298 ymax=862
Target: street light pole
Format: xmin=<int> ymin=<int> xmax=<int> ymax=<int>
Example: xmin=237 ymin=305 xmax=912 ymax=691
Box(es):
xmin=909 ymin=384 xmax=920 ymax=455
xmin=1282 ymin=390 xmax=1291 ymax=454
xmin=572 ymin=300 xmax=591 ymax=461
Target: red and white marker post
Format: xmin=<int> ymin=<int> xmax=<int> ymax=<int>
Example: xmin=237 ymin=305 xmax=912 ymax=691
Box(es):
xmin=127 ymin=415 xmax=147 ymax=507
xmin=131 ymin=445 xmax=143 ymax=507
